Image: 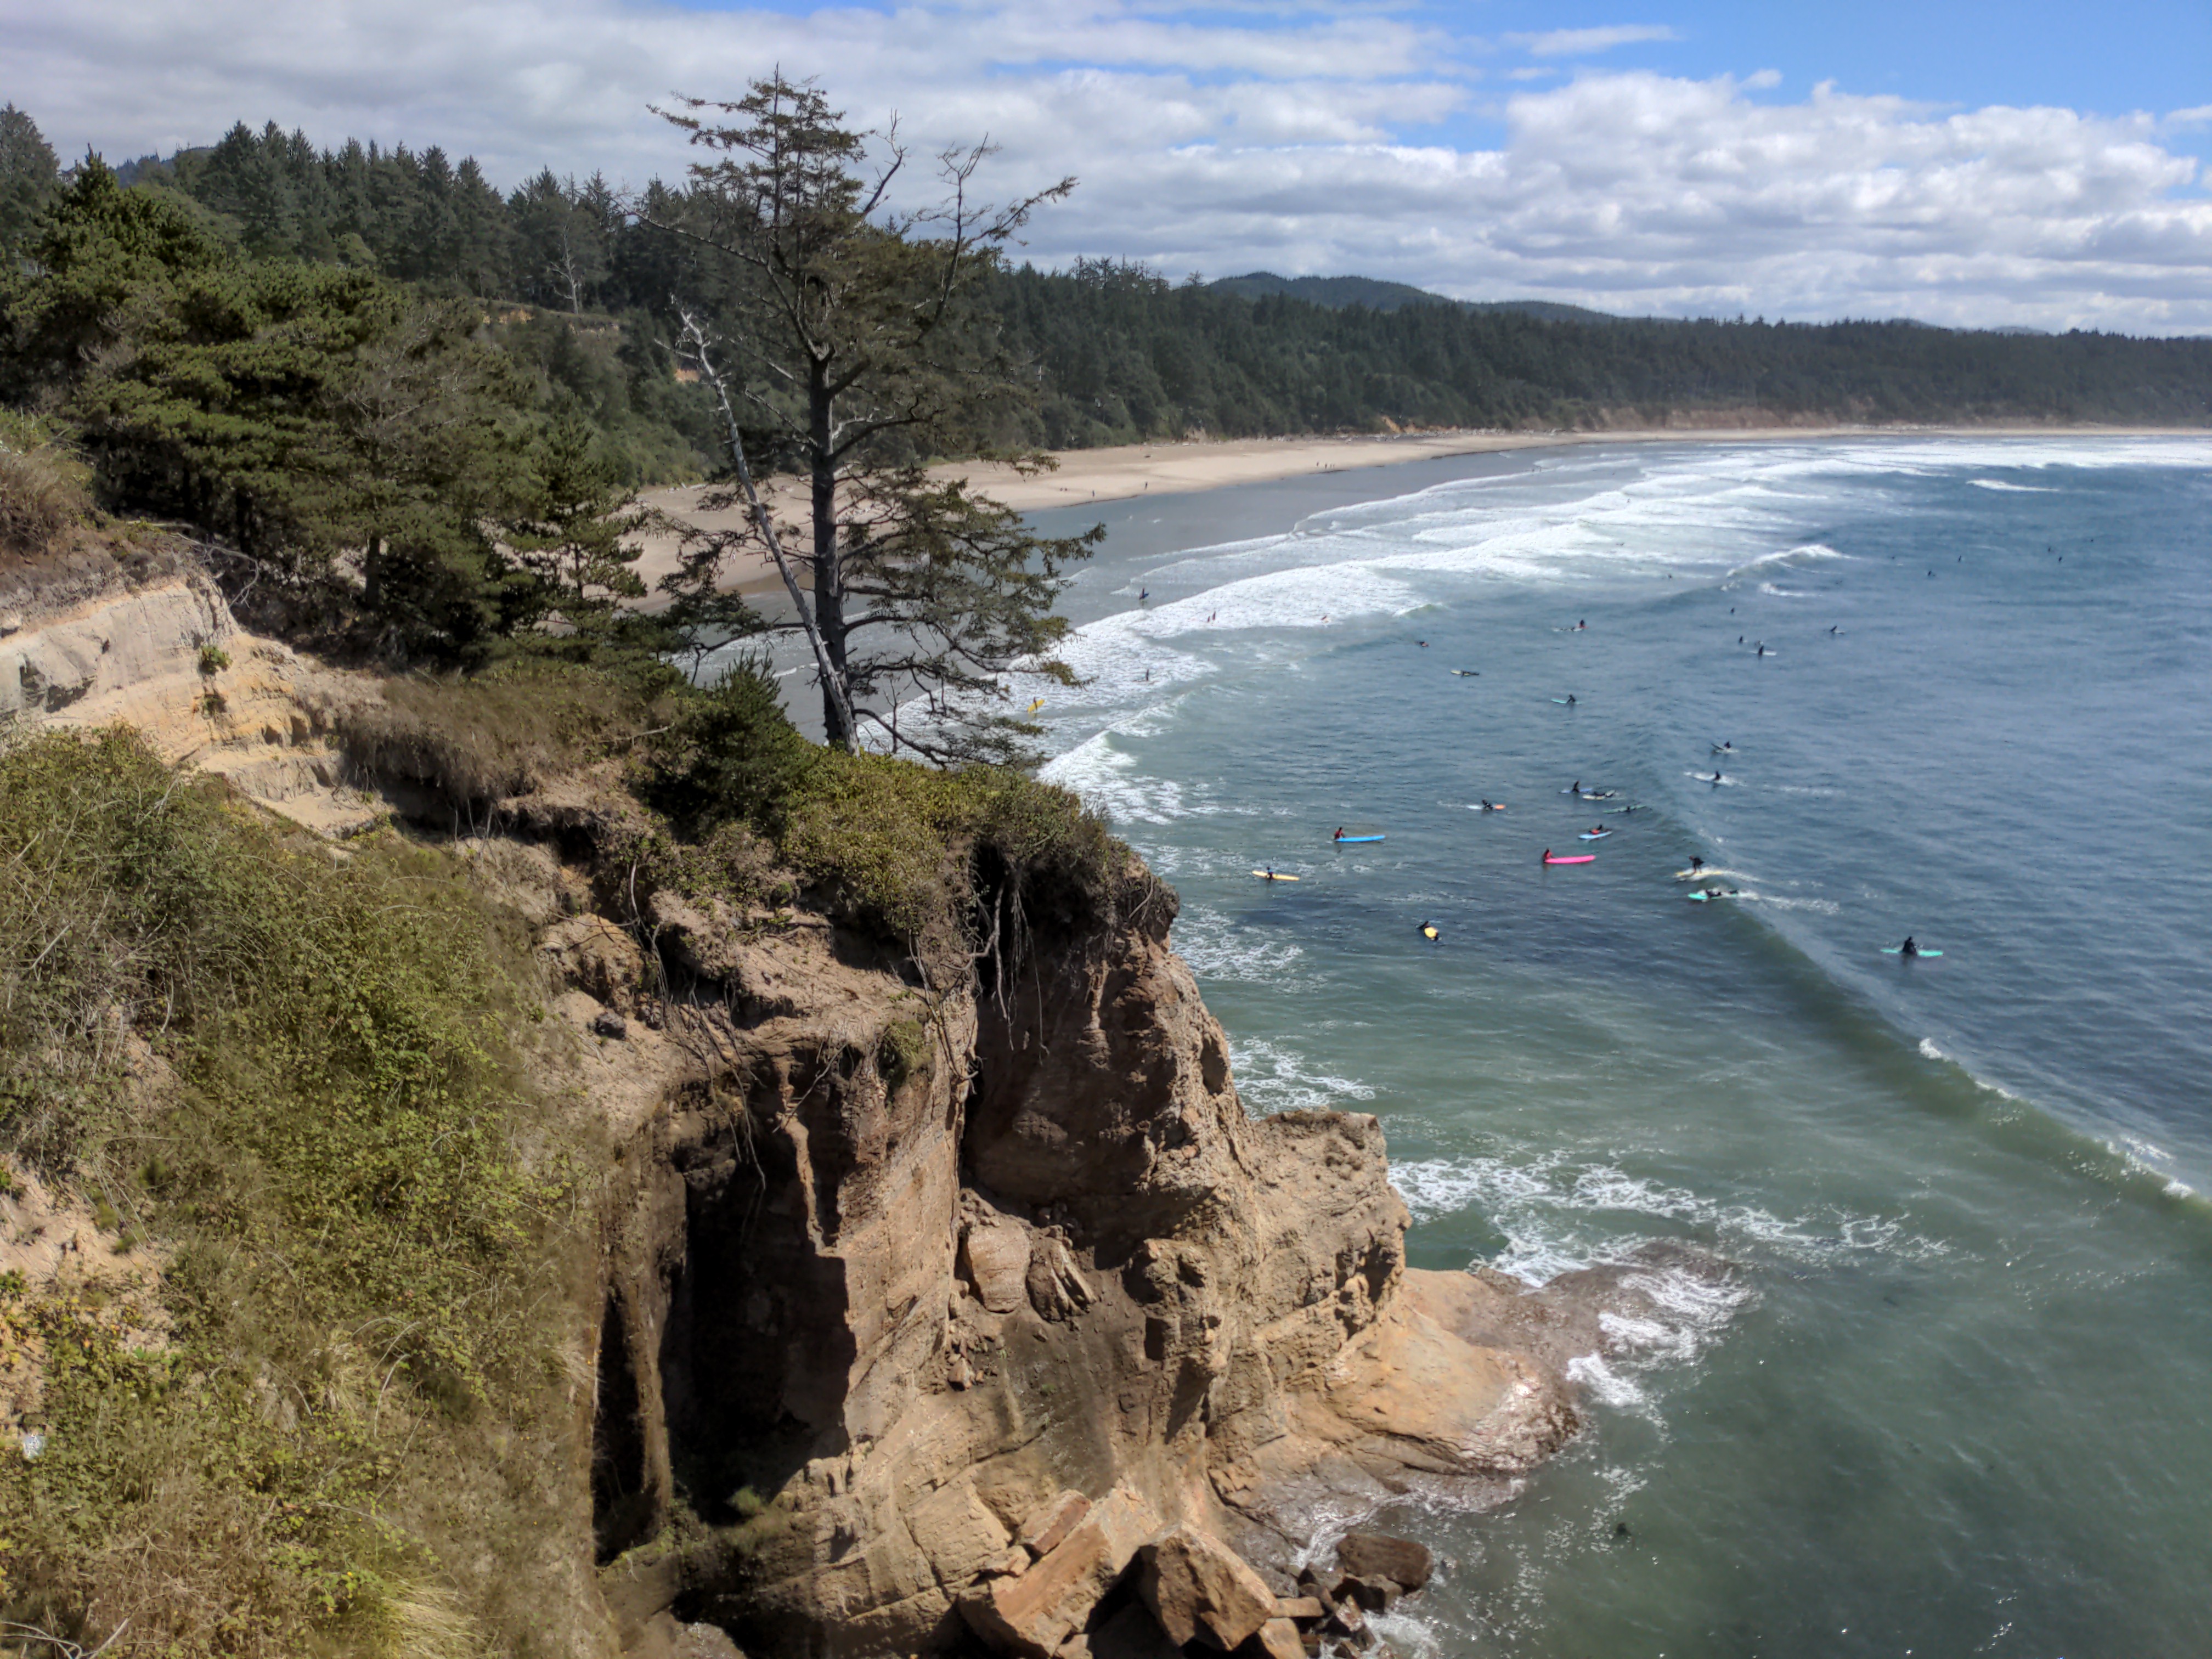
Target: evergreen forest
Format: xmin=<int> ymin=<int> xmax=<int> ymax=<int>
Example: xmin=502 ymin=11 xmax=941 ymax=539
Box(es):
xmin=6 ymin=109 xmax=2204 ymax=486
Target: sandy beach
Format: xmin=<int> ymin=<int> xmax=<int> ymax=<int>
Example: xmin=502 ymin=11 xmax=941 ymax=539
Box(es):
xmin=631 ymin=423 xmax=2198 ymax=596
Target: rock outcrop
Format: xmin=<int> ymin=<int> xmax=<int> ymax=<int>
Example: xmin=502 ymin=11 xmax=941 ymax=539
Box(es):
xmin=576 ymin=840 xmax=1587 ymax=1656
xmin=10 ymin=556 xmax=1668 ymax=1659
xmin=2 ymin=539 xmax=386 ymax=834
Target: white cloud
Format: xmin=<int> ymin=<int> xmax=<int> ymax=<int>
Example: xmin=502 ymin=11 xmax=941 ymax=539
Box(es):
xmin=4 ymin=0 xmax=2208 ymax=332
xmin=1506 ymin=25 xmax=1680 ymax=58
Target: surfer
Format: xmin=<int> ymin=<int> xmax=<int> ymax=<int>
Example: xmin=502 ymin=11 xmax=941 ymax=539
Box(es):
xmin=1565 ymin=693 xmax=1577 ymax=706
xmin=1690 ymin=856 xmax=1705 ymax=873
xmin=1139 ymin=588 xmax=1149 ymax=602
xmin=1479 ymin=798 xmax=1494 ymax=811
xmin=1332 ymin=827 xmax=1345 ymax=842
xmin=1711 ymin=770 xmax=1724 ymax=783
xmin=1542 ymin=849 xmax=1551 ymax=862
xmin=1420 ymin=921 xmax=1440 ymax=941
xmin=1899 ymin=936 xmax=1919 ymax=958
xmin=1417 ymin=640 xmax=1429 ymax=648
xmin=1755 ymin=643 xmax=1767 ymax=657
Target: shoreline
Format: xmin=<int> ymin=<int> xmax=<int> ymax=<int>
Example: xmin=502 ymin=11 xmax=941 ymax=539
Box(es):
xmin=633 ymin=422 xmax=2207 ymax=595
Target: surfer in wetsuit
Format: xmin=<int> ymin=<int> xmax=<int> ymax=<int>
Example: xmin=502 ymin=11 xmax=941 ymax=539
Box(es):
xmin=1689 ymin=856 xmax=1705 ymax=873
xmin=1711 ymin=770 xmax=1724 ymax=783
xmin=1565 ymin=694 xmax=1577 ymax=705
xmin=1899 ymin=936 xmax=1918 ymax=957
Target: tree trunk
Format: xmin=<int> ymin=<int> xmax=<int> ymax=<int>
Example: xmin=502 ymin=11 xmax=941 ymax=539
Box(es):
xmin=809 ymin=357 xmax=853 ymax=748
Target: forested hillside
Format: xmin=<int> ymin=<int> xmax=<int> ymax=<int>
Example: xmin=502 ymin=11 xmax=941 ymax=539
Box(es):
xmin=7 ymin=110 xmax=2207 ymax=481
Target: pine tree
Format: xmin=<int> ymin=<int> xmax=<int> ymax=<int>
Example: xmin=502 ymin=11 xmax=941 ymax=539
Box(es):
xmin=0 ymin=104 xmax=59 ymax=262
xmin=646 ymin=75 xmax=1095 ymax=761
xmin=499 ymin=407 xmax=650 ymax=638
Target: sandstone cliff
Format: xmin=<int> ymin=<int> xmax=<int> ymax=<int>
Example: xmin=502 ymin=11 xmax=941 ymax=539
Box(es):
xmin=4 ymin=559 xmax=1677 ymax=1659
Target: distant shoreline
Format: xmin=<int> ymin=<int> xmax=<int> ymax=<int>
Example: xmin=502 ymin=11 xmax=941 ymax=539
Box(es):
xmin=951 ymin=422 xmax=2210 ymax=510
xmin=634 ymin=422 xmax=2208 ymax=595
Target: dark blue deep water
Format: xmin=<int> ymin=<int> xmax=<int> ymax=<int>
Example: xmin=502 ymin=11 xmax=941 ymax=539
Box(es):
xmin=1023 ymin=437 xmax=2212 ymax=1657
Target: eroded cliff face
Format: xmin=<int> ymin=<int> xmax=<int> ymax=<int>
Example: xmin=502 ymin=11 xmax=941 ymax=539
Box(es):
xmin=574 ymin=854 xmax=1581 ymax=1658
xmin=10 ymin=563 xmax=1605 ymax=1659
xmin=2 ymin=540 xmax=386 ymax=834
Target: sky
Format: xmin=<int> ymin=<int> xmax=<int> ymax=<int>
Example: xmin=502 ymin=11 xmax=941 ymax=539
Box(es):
xmin=7 ymin=0 xmax=2211 ymax=332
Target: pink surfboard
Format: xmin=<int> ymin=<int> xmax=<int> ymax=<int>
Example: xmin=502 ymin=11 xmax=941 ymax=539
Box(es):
xmin=1543 ymin=853 xmax=1596 ymax=865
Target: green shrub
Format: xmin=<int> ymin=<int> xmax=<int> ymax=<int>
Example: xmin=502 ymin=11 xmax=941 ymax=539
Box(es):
xmin=641 ymin=667 xmax=1121 ymax=954
xmin=196 ymin=642 xmax=230 ymax=674
xmin=0 ymin=727 xmax=586 ymax=1656
xmin=640 ymin=661 xmax=814 ymax=837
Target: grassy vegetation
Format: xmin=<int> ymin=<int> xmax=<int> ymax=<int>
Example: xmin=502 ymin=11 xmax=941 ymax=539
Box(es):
xmin=0 ymin=729 xmax=591 ymax=1657
xmin=0 ymin=411 xmax=93 ymax=557
xmin=640 ymin=663 xmax=1127 ymax=966
xmin=307 ymin=654 xmax=1124 ymax=968
xmin=328 ymin=658 xmax=665 ymax=817
xmin=0 ymin=658 xmax=1130 ymax=1655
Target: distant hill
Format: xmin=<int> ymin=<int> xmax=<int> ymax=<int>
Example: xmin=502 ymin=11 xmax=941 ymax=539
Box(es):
xmin=1207 ymin=272 xmax=1627 ymax=326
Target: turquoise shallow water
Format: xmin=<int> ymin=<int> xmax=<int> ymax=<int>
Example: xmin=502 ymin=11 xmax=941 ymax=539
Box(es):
xmin=1025 ymin=437 xmax=2212 ymax=1657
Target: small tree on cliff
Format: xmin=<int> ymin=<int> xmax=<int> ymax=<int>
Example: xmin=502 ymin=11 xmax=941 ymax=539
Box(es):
xmin=646 ymin=76 xmax=1098 ymax=763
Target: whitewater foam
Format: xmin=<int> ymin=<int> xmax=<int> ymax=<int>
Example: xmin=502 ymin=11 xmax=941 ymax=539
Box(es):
xmin=1389 ymin=1152 xmax=1940 ymax=1284
xmin=1228 ymin=1036 xmax=1376 ymax=1116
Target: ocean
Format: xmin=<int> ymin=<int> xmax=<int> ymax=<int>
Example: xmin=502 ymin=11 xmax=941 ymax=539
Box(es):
xmin=1020 ymin=436 xmax=2212 ymax=1657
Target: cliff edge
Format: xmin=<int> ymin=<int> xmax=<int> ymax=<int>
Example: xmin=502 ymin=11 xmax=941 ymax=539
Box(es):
xmin=0 ymin=561 xmax=1683 ymax=1659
